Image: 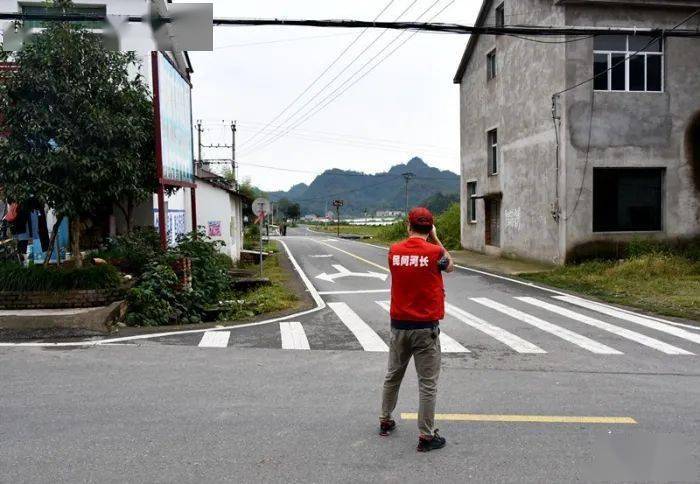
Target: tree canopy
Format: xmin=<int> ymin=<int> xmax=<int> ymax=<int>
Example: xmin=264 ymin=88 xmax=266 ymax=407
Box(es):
xmin=0 ymin=8 xmax=156 ymax=263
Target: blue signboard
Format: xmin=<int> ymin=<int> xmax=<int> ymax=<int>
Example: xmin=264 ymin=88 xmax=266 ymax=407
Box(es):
xmin=157 ymin=54 xmax=194 ymax=183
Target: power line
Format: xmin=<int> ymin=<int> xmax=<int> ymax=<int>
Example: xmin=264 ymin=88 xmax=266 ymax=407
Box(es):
xmin=243 ymin=0 xmax=454 ymax=157
xmin=201 ymin=159 xmax=459 ymax=181
xmin=506 ymin=34 xmax=594 ymax=44
xmin=214 ymin=32 xmax=354 ymax=49
xmin=239 ymin=0 xmax=399 ymax=149
xmin=209 ymin=19 xmax=700 ymax=38
xmin=202 ymin=119 xmax=453 ymax=154
xmin=3 ymin=12 xmax=699 ymax=37
xmin=241 ymin=0 xmax=422 ymax=153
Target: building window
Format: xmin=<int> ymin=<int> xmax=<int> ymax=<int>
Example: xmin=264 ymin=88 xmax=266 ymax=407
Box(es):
xmin=486 ymin=49 xmax=497 ymax=81
xmin=593 ymin=35 xmax=663 ymax=92
xmin=593 ymin=168 xmax=664 ymax=232
xmin=495 ymin=3 xmax=505 ymax=28
xmin=467 ymin=182 xmax=477 ymax=223
xmin=487 ymin=129 xmax=498 ymax=175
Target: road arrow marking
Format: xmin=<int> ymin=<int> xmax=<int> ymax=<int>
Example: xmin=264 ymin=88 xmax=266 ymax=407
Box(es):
xmin=315 ymin=264 xmax=388 ymax=283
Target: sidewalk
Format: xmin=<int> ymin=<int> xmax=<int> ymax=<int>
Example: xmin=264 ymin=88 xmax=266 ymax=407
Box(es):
xmin=450 ymin=249 xmax=555 ymax=276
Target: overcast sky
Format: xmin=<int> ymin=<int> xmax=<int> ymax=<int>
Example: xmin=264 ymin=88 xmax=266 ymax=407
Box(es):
xmin=183 ymin=0 xmax=482 ymax=192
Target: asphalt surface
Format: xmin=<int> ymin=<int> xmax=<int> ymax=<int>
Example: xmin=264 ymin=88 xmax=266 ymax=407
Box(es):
xmin=2 ymin=226 xmax=700 ymax=483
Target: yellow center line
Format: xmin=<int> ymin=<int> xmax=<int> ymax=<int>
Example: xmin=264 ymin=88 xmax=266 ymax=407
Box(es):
xmin=315 ymin=240 xmax=389 ymax=273
xmin=401 ymin=413 xmax=637 ymax=424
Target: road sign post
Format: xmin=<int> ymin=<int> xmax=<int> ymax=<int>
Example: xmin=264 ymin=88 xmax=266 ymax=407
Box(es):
xmin=253 ymin=198 xmax=270 ymax=277
xmin=332 ymin=199 xmax=344 ymax=238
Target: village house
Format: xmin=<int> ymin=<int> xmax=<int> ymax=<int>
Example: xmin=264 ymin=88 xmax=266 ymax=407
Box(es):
xmin=455 ymin=0 xmax=700 ymax=264
xmin=195 ymin=167 xmax=247 ymax=262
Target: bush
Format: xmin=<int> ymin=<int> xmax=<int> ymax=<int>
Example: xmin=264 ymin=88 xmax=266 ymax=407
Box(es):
xmin=97 ymin=227 xmax=164 ymax=275
xmin=174 ymin=231 xmax=230 ymax=308
xmin=435 ymin=203 xmax=461 ymax=250
xmin=124 ymin=231 xmax=231 ymax=327
xmin=125 ymin=262 xmax=179 ymax=326
xmin=567 ymin=236 xmax=700 ymax=264
xmin=377 ymin=221 xmax=407 ymax=242
xmin=0 ymin=262 xmax=122 ymax=292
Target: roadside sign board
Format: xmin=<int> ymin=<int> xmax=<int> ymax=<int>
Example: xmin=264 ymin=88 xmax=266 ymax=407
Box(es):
xmin=252 ymin=198 xmax=270 ymax=217
xmin=332 ymin=199 xmax=344 ymax=208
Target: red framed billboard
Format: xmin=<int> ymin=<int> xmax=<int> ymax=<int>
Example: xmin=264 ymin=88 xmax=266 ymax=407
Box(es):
xmin=151 ymin=52 xmax=197 ymax=247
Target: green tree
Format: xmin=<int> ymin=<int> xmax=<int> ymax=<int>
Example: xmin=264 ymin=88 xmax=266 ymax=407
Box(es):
xmin=287 ymin=203 xmax=301 ymax=221
xmin=0 ymin=2 xmax=156 ymax=266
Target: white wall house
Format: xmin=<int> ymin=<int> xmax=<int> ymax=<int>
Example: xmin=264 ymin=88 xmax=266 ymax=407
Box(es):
xmin=195 ymin=168 xmax=246 ymax=262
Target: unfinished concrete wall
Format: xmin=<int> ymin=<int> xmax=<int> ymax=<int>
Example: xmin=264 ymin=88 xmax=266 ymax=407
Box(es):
xmin=562 ymin=6 xmax=700 ymax=258
xmin=459 ymin=0 xmax=566 ymax=263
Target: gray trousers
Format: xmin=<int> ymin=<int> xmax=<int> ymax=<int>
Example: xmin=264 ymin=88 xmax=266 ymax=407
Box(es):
xmin=380 ymin=326 xmax=441 ymax=436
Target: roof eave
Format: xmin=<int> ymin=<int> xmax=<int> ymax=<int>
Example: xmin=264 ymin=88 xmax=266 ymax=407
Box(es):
xmin=453 ymin=0 xmax=493 ymax=84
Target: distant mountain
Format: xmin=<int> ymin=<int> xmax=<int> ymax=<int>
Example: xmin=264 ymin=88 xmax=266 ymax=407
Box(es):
xmin=267 ymin=182 xmax=308 ymax=202
xmin=269 ymin=157 xmax=459 ymax=216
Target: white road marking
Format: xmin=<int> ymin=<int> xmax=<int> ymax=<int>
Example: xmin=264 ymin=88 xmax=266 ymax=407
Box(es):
xmin=309 ymin=254 xmax=333 ymax=258
xmin=316 ymin=264 xmax=388 ymax=283
xmin=279 ymin=322 xmax=310 ymax=350
xmin=375 ymin=301 xmax=470 ymax=353
xmin=472 ymin=298 xmax=622 ymax=355
xmin=198 ymin=331 xmax=231 ymax=348
xmin=318 ymin=236 xmax=698 ymax=331
xmin=444 ymin=303 xmax=545 ymax=354
xmin=517 ymin=297 xmax=693 ymax=355
xmin=554 ymin=296 xmax=700 ymax=345
xmin=328 ymin=302 xmax=388 ymax=352
xmin=318 ymin=289 xmax=391 ymax=295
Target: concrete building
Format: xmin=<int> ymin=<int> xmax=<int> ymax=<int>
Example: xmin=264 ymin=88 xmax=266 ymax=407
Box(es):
xmin=454 ymin=0 xmax=700 ymax=264
xmin=195 ymin=168 xmax=246 ymax=262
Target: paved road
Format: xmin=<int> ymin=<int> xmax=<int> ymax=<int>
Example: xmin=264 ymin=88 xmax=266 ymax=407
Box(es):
xmin=2 ymin=226 xmax=699 ymax=483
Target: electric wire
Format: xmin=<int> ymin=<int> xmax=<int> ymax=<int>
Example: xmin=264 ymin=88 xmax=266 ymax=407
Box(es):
xmin=200 ymin=159 xmax=458 ymax=181
xmin=241 ymin=0 xmax=422 ymax=152
xmin=239 ymin=0 xmax=398 ymax=148
xmin=214 ymin=32 xmax=354 ymax=49
xmin=243 ymin=0 xmax=454 ymax=157
xmin=201 ymin=119 xmax=452 ymax=154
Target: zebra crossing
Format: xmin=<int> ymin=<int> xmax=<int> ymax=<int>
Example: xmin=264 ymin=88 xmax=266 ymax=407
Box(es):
xmin=191 ymin=296 xmax=698 ymax=357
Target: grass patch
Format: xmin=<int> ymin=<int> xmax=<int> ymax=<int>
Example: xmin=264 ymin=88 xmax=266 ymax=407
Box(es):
xmin=309 ymin=224 xmax=392 ymax=239
xmin=0 ymin=262 xmax=122 ymax=292
xmin=220 ymin=247 xmax=300 ymax=321
xmin=307 ymin=203 xmax=462 ymax=250
xmin=521 ymin=253 xmax=700 ymax=321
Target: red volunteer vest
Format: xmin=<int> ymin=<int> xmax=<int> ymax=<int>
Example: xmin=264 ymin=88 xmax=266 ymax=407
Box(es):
xmin=388 ymin=237 xmax=445 ymax=322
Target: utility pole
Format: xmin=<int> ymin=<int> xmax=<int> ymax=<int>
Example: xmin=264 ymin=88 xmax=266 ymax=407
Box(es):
xmin=231 ymin=121 xmax=237 ymax=182
xmin=196 ymin=120 xmax=203 ymax=167
xmin=402 ymin=172 xmax=415 ymax=216
xmin=332 ymin=200 xmax=344 ymax=237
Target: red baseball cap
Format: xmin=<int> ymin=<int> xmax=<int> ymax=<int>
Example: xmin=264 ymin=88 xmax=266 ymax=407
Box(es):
xmin=408 ymin=207 xmax=434 ymax=227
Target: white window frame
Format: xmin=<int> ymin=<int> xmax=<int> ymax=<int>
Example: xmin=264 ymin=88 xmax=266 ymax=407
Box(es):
xmin=466 ymin=180 xmax=477 ymax=224
xmin=487 ymin=128 xmax=498 ymax=175
xmin=593 ymin=36 xmax=664 ymax=93
xmin=486 ymin=49 xmax=497 ymax=81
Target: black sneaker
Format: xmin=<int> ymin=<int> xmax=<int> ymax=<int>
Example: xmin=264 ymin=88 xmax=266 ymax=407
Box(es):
xmin=379 ymin=419 xmax=396 ymax=437
xmin=416 ymin=429 xmax=446 ymax=452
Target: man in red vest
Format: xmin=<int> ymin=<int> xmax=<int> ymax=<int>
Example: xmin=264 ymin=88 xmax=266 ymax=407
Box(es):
xmin=379 ymin=207 xmax=454 ymax=452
